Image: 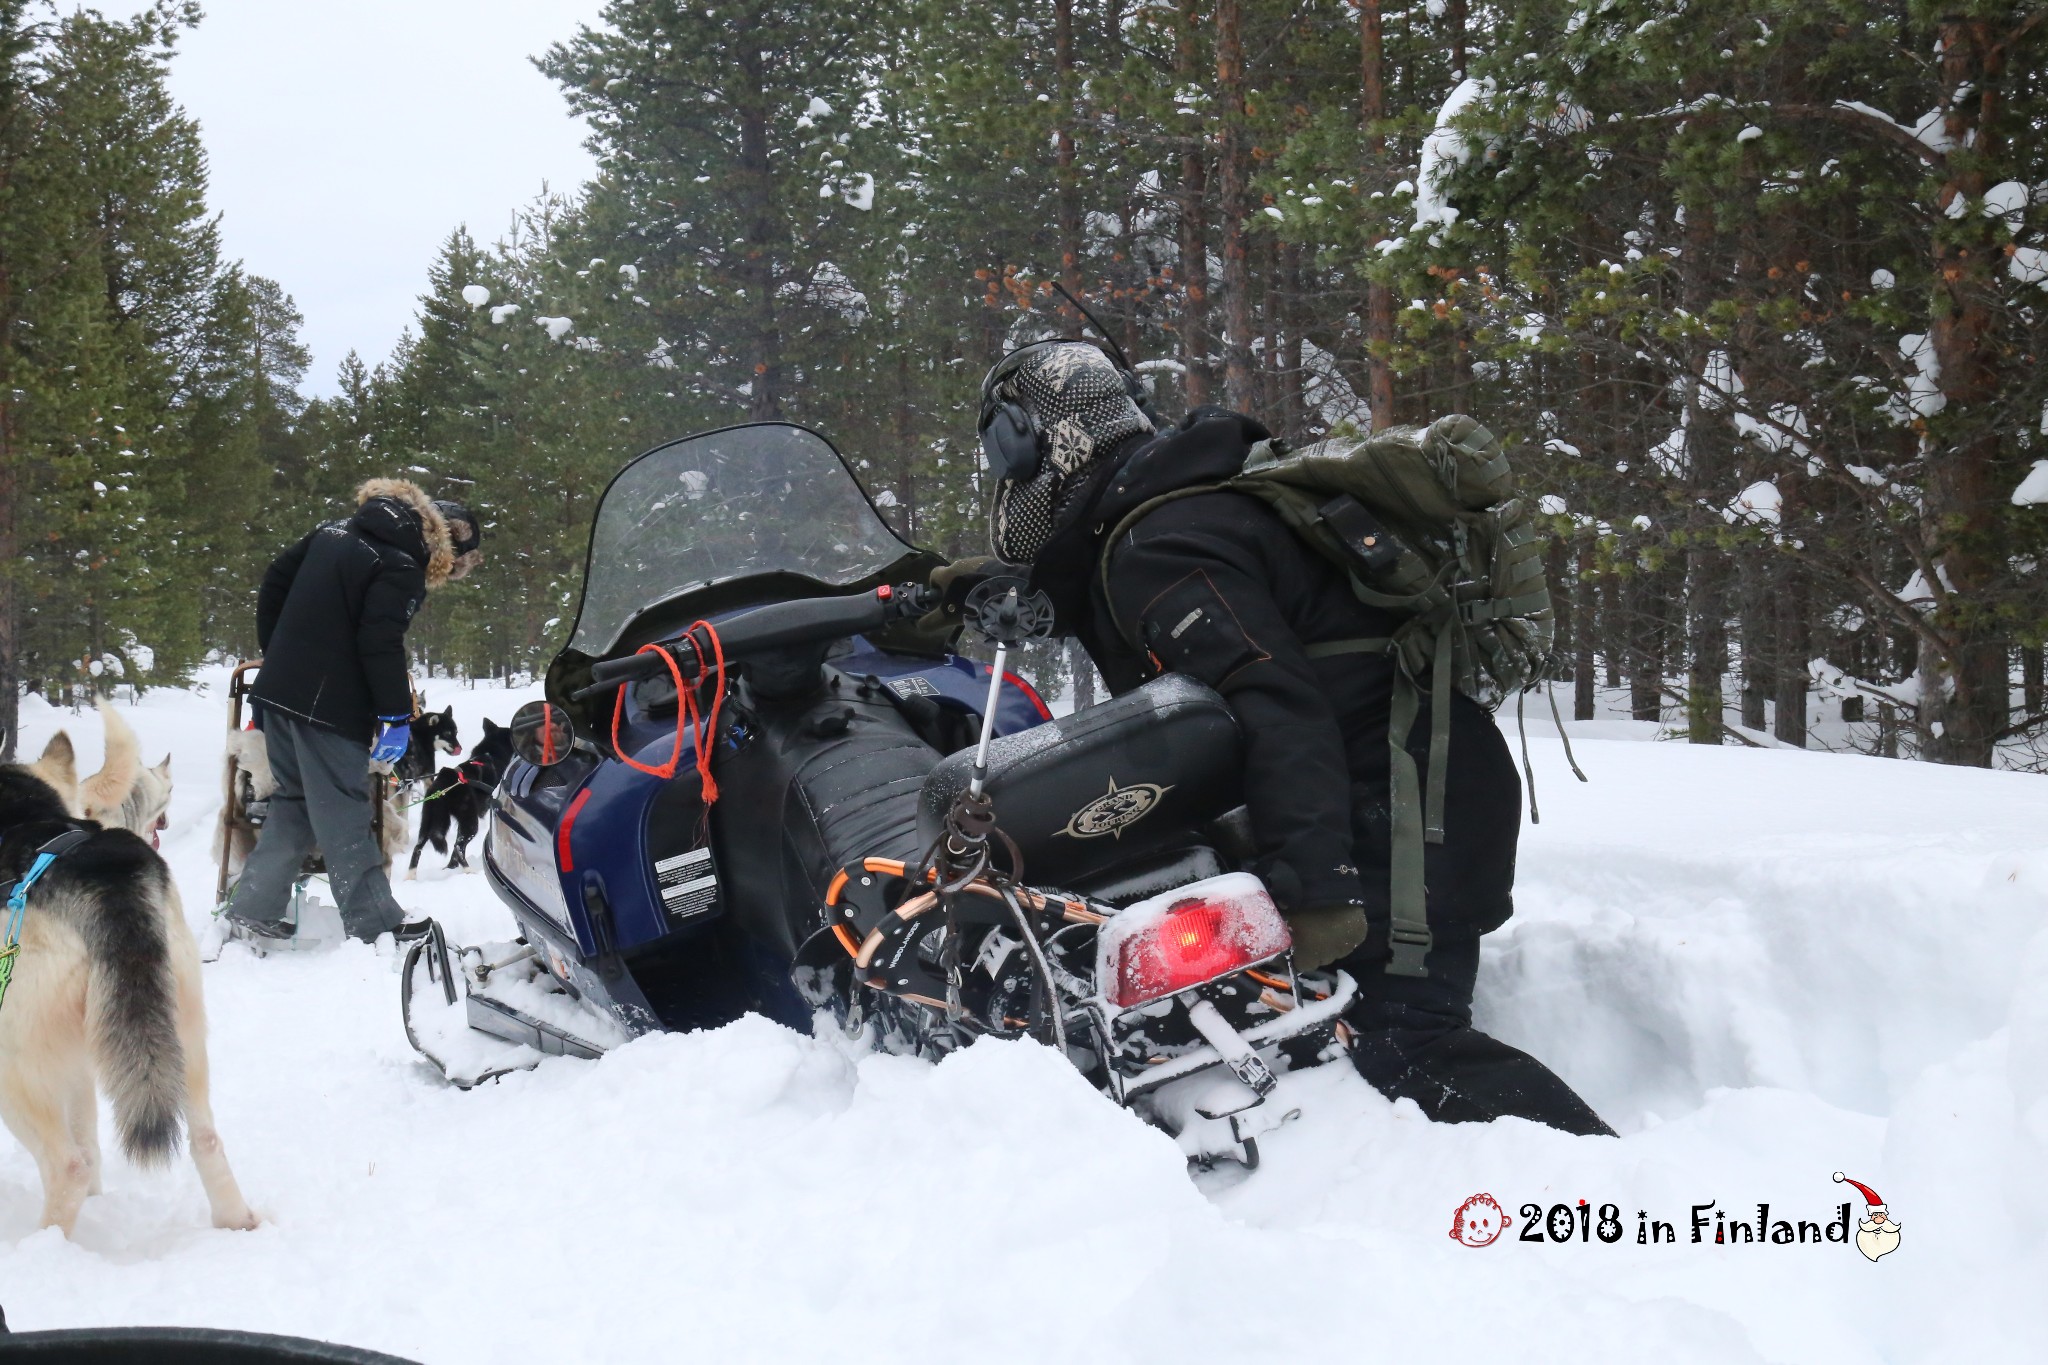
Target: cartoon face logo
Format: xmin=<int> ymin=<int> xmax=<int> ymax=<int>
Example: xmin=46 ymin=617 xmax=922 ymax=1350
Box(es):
xmin=1855 ymin=1211 xmax=1902 ymax=1262
xmin=1450 ymin=1193 xmax=1510 ymax=1247
xmin=1058 ymin=777 xmax=1172 ymax=840
xmin=1834 ymin=1172 xmax=1901 ymax=1263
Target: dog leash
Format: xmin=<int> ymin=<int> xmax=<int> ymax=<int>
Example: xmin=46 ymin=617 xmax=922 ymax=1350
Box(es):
xmin=0 ymin=828 xmax=92 ymax=1014
xmin=397 ymin=759 xmax=494 ymax=812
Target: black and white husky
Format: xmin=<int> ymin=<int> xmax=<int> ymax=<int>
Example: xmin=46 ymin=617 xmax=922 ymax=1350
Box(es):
xmin=1 ymin=729 xmax=255 ymax=1238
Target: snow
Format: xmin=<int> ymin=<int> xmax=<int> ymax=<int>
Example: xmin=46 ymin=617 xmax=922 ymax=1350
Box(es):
xmin=2008 ymin=245 xmax=2048 ymax=286
xmin=1983 ymin=180 xmax=2029 ymax=227
xmin=1870 ymin=268 xmax=1895 ymax=290
xmin=536 ymin=315 xmax=574 ymax=342
xmin=459 ymin=284 xmax=490 ymax=309
xmin=1728 ymin=480 xmax=1782 ymax=524
xmin=1893 ymin=333 xmax=1945 ymax=420
xmin=1832 ymin=100 xmax=1952 ymax=156
xmin=1894 ymin=565 xmax=1956 ymax=608
xmin=1413 ymin=77 xmax=1488 ymax=232
xmin=487 ymin=303 xmax=519 ymax=324
xmin=3 ymin=671 xmax=2045 ymax=1362
xmin=2012 ymin=459 xmax=2048 ymax=507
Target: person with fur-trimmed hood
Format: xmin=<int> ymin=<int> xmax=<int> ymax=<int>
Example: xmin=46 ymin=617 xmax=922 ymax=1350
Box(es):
xmin=222 ymin=479 xmax=482 ymax=943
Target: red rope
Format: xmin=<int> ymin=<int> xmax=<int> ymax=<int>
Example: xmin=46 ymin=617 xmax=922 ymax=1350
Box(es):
xmin=682 ymin=621 xmax=726 ymax=804
xmin=608 ymin=622 xmax=727 ymax=804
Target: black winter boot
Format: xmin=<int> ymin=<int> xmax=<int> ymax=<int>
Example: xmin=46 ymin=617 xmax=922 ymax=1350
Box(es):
xmin=1349 ymin=1002 xmax=1615 ymax=1137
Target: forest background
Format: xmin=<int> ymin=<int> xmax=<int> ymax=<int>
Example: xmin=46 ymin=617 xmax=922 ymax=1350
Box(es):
xmin=6 ymin=0 xmax=2048 ymax=770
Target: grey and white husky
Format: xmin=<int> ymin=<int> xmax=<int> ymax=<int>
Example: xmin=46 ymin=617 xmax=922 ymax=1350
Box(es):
xmin=0 ymin=728 xmax=255 ymax=1238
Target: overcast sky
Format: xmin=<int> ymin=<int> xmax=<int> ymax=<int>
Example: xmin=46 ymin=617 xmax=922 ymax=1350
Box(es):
xmin=102 ymin=0 xmax=609 ymax=394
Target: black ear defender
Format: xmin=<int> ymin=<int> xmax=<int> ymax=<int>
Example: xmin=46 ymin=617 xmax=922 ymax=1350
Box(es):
xmin=977 ymin=338 xmax=1067 ymax=484
xmin=980 ymin=395 xmax=1043 ymax=482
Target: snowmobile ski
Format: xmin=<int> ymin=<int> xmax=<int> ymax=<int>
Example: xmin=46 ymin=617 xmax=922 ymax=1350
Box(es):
xmin=400 ymin=920 xmax=617 ymax=1089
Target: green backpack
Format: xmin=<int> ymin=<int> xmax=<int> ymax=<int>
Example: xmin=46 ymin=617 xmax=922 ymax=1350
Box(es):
xmin=1098 ymin=414 xmax=1576 ymax=978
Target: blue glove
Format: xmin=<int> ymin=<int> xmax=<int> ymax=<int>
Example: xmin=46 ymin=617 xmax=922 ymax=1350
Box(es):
xmin=370 ymin=716 xmax=412 ymax=765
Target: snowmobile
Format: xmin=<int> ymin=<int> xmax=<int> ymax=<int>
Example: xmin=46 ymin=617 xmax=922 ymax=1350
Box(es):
xmin=403 ymin=421 xmax=1355 ymax=1163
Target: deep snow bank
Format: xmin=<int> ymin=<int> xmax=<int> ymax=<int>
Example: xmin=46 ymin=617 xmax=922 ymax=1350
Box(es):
xmin=0 ymin=671 xmax=2040 ymax=1363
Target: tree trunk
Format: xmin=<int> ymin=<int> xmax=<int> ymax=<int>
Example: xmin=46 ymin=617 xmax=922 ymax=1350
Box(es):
xmin=1574 ymin=546 xmax=1597 ymax=721
xmin=1069 ymin=635 xmax=1097 ymax=711
xmin=1280 ymin=241 xmax=1306 ymax=432
xmin=1602 ymin=571 xmax=1622 ymax=688
xmin=1175 ymin=0 xmax=1211 ymax=409
xmin=1054 ymin=0 xmax=1083 ymax=336
xmin=1774 ymin=559 xmax=1810 ymax=748
xmin=1216 ymin=0 xmax=1255 ymax=410
xmin=1739 ymin=556 xmax=1770 ymax=734
xmin=1253 ymin=237 xmax=1269 ymax=413
xmin=0 ymin=403 xmax=15 ymax=762
xmin=1919 ymin=16 xmax=2013 ymax=766
xmin=737 ymin=51 xmax=782 ymax=421
xmin=2023 ymin=643 xmax=2044 ymax=715
xmin=1359 ymin=0 xmax=1395 ymax=429
xmin=1687 ymin=555 xmax=1729 ymax=744
xmin=894 ymin=347 xmax=918 ymax=542
xmin=1445 ymin=0 xmax=1469 ymax=79
xmin=1628 ymin=571 xmax=1663 ymax=722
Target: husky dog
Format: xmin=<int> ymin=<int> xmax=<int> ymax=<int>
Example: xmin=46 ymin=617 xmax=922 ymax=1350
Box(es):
xmin=407 ymin=718 xmax=512 ymax=877
xmin=216 ymin=723 xmax=277 ymax=886
xmin=393 ymin=706 xmax=461 ymax=786
xmin=80 ymin=701 xmax=172 ymax=848
xmin=1 ymin=733 xmax=256 ymax=1237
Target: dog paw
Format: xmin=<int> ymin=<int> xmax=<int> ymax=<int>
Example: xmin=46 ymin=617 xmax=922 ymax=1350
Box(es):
xmin=215 ymin=1206 xmax=262 ymax=1231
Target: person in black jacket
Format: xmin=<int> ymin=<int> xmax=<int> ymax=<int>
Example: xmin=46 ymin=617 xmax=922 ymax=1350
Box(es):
xmin=222 ymin=479 xmax=482 ymax=943
xmin=972 ymin=339 xmax=1611 ymax=1135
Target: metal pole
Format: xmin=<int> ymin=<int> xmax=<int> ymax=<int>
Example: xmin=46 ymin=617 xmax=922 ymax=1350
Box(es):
xmin=969 ymin=640 xmax=1009 ymax=799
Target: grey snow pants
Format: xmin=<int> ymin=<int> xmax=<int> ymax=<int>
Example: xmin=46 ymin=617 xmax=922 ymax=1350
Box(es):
xmin=224 ymin=711 xmax=406 ymax=940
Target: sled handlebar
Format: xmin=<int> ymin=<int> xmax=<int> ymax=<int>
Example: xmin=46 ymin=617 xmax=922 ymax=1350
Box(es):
xmin=575 ymin=583 xmax=934 ymax=699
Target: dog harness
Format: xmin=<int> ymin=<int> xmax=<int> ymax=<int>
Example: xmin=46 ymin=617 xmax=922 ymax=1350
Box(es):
xmin=398 ymin=758 xmax=496 ymax=811
xmin=0 ymin=827 xmax=92 ymax=1013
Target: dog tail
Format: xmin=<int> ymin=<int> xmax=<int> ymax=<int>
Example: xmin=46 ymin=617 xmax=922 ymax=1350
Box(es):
xmin=81 ymin=852 xmax=187 ymax=1165
xmin=81 ymin=700 xmax=142 ymax=826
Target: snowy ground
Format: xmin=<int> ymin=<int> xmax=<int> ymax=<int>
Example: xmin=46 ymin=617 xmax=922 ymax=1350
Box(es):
xmin=2 ymin=667 xmax=2041 ymax=1362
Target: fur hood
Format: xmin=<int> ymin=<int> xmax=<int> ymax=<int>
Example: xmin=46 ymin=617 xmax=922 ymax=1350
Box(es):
xmin=355 ymin=478 xmax=455 ymax=588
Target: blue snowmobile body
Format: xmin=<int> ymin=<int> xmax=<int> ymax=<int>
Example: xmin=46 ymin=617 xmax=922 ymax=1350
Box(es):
xmin=479 ymin=423 xmax=1050 ymax=1040
xmin=414 ymin=422 xmax=1354 ymax=1164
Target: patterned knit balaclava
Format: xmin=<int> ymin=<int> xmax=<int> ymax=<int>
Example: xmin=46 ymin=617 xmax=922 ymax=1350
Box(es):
xmin=987 ymin=342 xmax=1155 ymax=564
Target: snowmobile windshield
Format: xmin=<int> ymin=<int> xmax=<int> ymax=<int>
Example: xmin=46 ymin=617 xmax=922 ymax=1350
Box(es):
xmin=568 ymin=423 xmax=917 ymax=656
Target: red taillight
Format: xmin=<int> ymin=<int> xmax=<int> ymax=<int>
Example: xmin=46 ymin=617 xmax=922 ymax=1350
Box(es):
xmin=557 ymin=789 xmax=593 ymax=873
xmin=1099 ymin=873 xmax=1292 ymax=1010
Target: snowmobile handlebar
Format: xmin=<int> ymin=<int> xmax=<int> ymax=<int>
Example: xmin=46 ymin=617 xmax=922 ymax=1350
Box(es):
xmin=575 ymin=583 xmax=935 ymax=699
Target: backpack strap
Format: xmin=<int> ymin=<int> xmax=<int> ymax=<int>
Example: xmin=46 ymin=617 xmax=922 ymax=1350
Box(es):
xmin=1107 ymin=487 xmax=1447 ymax=980
xmin=1302 ymin=632 xmax=1438 ymax=979
xmin=1097 ymin=484 xmax=1232 ymax=649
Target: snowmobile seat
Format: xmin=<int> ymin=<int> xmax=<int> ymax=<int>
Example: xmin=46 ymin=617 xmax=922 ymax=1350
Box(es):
xmin=916 ymin=673 xmax=1244 ymax=892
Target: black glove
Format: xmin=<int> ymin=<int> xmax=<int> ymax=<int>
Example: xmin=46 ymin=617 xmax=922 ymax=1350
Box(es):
xmin=1286 ymin=902 xmax=1369 ymax=972
xmin=916 ymin=556 xmax=1022 ymax=642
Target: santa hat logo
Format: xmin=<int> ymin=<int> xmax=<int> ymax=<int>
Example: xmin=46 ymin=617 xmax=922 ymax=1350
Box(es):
xmin=1832 ymin=1171 xmax=1884 ymax=1212
xmin=1834 ymin=1171 xmax=1902 ymax=1263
